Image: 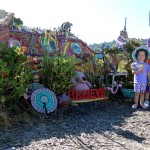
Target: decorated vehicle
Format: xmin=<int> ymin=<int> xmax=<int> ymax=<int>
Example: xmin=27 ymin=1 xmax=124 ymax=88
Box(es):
xmin=0 ymin=10 xmax=129 ymax=114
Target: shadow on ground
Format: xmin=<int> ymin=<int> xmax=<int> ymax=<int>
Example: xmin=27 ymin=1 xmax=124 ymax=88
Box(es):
xmin=0 ymin=100 xmax=148 ymax=149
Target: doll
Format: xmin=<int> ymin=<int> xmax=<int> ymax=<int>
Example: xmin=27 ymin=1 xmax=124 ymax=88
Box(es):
xmin=23 ymin=74 xmax=44 ymax=100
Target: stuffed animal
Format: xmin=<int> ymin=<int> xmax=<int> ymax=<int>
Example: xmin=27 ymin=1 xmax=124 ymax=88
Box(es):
xmin=72 ymin=71 xmax=93 ymax=91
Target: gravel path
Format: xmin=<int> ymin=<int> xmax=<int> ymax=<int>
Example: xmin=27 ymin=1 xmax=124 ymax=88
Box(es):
xmin=0 ymin=101 xmax=150 ymax=150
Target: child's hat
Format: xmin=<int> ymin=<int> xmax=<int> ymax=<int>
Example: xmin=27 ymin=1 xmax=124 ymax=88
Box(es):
xmin=132 ymin=45 xmax=150 ymax=61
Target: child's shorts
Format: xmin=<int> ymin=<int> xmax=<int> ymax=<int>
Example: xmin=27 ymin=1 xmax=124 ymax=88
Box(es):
xmin=134 ymin=83 xmax=147 ymax=92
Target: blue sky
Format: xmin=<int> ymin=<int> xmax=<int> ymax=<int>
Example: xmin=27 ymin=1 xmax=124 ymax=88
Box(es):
xmin=0 ymin=0 xmax=150 ymax=44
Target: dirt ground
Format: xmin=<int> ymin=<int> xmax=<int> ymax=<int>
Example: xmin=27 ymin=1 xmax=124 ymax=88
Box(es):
xmin=0 ymin=100 xmax=150 ymax=150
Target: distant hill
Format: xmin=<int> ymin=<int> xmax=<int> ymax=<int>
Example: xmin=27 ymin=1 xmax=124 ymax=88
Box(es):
xmin=89 ymin=38 xmax=148 ymax=51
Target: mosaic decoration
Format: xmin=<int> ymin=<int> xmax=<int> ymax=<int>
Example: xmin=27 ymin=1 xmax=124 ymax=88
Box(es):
xmin=116 ymin=17 xmax=128 ymax=51
xmin=71 ymin=43 xmax=82 ymax=54
xmin=8 ymin=39 xmax=21 ymax=48
xmin=40 ymin=37 xmax=56 ymax=53
xmin=116 ymin=29 xmax=128 ymax=46
xmin=31 ymin=88 xmax=58 ymax=114
xmin=92 ymin=53 xmax=104 ymax=66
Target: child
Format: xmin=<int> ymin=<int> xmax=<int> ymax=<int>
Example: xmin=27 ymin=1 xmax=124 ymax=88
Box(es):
xmin=131 ymin=45 xmax=150 ymax=109
xmin=23 ymin=74 xmax=45 ymax=100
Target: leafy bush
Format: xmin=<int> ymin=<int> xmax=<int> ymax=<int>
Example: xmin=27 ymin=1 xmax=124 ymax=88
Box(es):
xmin=42 ymin=56 xmax=76 ymax=95
xmin=14 ymin=17 xmax=23 ymax=26
xmin=0 ymin=42 xmax=32 ymax=110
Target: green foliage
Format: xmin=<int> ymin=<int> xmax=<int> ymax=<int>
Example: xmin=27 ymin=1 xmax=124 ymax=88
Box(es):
xmin=42 ymin=56 xmax=76 ymax=95
xmin=0 ymin=42 xmax=32 ymax=109
xmin=104 ymin=46 xmax=122 ymax=54
xmin=14 ymin=17 xmax=23 ymax=26
xmin=124 ymin=38 xmax=142 ymax=54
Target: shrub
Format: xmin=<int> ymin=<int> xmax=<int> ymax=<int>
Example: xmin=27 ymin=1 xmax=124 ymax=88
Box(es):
xmin=42 ymin=56 xmax=76 ymax=95
xmin=0 ymin=42 xmax=32 ymax=111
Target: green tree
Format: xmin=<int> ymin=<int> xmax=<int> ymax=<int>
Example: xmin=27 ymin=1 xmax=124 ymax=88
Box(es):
xmin=14 ymin=17 xmax=23 ymax=26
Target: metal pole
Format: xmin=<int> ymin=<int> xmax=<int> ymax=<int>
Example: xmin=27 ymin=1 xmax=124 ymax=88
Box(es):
xmin=124 ymin=17 xmax=127 ymax=30
xmin=149 ymin=10 xmax=150 ymax=26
